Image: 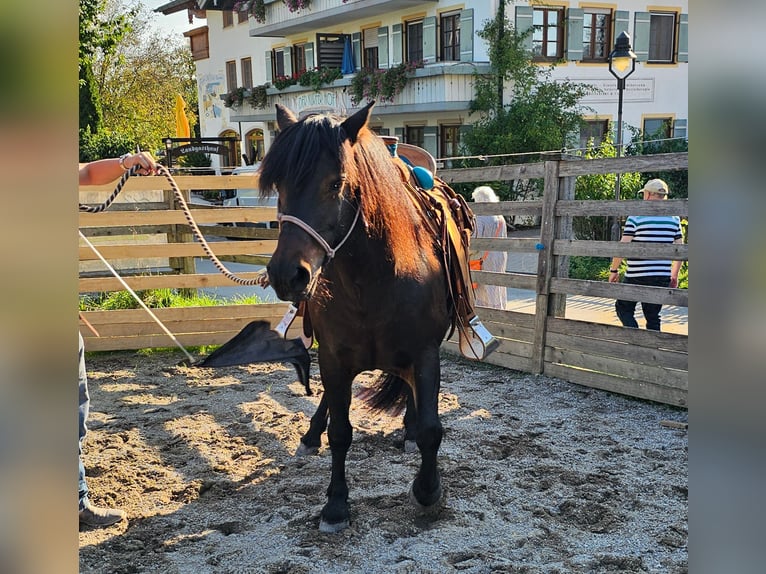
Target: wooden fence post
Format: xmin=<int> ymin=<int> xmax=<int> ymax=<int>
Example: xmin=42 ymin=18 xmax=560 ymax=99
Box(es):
xmin=165 ymin=188 xmax=196 ymax=298
xmin=530 ymin=159 xmax=560 ymax=373
xmin=550 ymin=156 xmax=578 ymax=317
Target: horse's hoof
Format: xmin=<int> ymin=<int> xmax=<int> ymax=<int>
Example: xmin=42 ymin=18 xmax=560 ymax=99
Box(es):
xmin=319 ymin=518 xmax=350 ymax=533
xmin=408 ymin=481 xmax=443 ymax=515
xmin=294 ymin=442 xmax=319 ymax=457
xmin=403 ymin=440 xmax=418 ymax=454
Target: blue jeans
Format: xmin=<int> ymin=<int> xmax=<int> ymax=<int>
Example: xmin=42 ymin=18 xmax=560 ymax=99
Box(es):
xmin=615 ymin=275 xmax=671 ymax=331
xmin=79 ymin=332 xmax=90 ymax=511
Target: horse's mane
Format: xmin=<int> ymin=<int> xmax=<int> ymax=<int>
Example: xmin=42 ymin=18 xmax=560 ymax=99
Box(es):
xmin=260 ymin=113 xmax=433 ymax=277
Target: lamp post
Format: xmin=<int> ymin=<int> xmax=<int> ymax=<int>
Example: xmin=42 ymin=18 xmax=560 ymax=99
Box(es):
xmin=608 ymin=31 xmax=637 ymax=240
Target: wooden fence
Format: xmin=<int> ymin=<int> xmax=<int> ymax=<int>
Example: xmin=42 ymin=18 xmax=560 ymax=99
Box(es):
xmin=79 ymin=152 xmax=688 ymax=407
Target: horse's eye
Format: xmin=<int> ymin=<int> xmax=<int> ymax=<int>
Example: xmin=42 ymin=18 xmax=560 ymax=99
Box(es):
xmin=330 ymin=180 xmax=344 ymax=193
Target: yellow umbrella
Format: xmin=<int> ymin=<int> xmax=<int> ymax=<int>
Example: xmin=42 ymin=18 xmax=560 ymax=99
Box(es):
xmin=175 ymin=94 xmax=191 ymax=139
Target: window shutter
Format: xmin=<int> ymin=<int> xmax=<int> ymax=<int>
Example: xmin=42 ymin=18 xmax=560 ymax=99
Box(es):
xmin=265 ymin=50 xmax=273 ymax=83
xmin=566 ymin=8 xmax=583 ymax=61
xmin=633 ymin=12 xmax=651 ymax=62
xmin=459 ymin=8 xmax=474 ymax=62
xmin=677 ymin=13 xmax=688 ymax=62
xmin=283 ymin=46 xmax=293 ymax=78
xmin=392 ymin=24 xmax=403 ymax=66
xmin=423 ymin=125 xmax=438 ymax=159
xmin=305 ymin=42 xmax=315 ymax=69
xmin=378 ymin=27 xmax=389 ymax=69
xmin=673 ymin=119 xmax=687 ymax=139
xmin=515 ymin=6 xmax=534 ymax=52
xmin=614 ymin=10 xmax=629 ymax=41
xmin=352 ymin=32 xmax=362 ymax=70
xmin=423 ymin=16 xmax=437 ymax=64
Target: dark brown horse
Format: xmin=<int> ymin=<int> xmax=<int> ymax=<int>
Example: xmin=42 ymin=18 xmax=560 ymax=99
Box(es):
xmin=260 ymin=102 xmax=471 ymax=532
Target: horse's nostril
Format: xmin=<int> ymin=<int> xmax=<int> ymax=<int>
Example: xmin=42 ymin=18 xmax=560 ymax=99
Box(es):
xmin=291 ymin=264 xmax=311 ymax=292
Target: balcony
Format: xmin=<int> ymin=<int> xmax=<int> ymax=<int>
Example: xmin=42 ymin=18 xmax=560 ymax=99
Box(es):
xmin=251 ymin=0 xmax=438 ymax=37
xmin=227 ymin=62 xmax=490 ymax=121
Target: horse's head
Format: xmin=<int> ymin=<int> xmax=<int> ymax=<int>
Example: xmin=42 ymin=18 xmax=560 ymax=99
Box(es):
xmin=260 ymin=102 xmax=376 ymax=302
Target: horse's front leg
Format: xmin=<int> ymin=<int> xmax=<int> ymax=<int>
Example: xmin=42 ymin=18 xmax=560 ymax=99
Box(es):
xmin=410 ymin=344 xmax=444 ymax=510
xmin=318 ymin=365 xmax=354 ymax=533
xmin=296 ymin=393 xmax=328 ymax=456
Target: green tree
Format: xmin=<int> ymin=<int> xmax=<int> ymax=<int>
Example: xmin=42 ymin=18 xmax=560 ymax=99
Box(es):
xmin=461 ymin=2 xmax=589 ymax=202
xmin=626 ymin=123 xmax=688 ymax=198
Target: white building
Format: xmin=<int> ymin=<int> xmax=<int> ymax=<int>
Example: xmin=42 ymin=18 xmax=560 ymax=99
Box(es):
xmin=158 ymin=0 xmax=688 ymax=170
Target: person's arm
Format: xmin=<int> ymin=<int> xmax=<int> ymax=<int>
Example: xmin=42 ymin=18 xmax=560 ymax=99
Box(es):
xmin=608 ymin=235 xmax=633 ymax=283
xmin=669 ymin=237 xmax=684 ymax=288
xmin=79 ymin=152 xmax=157 ymax=186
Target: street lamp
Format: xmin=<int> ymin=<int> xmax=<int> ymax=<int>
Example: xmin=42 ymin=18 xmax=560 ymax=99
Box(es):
xmin=608 ymin=31 xmax=637 ymax=240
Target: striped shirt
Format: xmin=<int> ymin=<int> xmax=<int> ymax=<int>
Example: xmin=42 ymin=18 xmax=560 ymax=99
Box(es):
xmin=623 ymin=215 xmax=682 ymax=278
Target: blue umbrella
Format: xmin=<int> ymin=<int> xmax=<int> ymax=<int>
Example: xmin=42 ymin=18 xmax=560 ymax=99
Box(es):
xmin=341 ymin=35 xmax=355 ymax=75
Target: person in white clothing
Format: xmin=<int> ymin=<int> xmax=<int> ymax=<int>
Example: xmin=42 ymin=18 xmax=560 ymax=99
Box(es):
xmin=469 ymin=186 xmax=508 ymax=310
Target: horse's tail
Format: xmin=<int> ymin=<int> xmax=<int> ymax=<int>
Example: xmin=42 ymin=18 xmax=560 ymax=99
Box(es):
xmin=356 ymin=373 xmax=409 ymax=416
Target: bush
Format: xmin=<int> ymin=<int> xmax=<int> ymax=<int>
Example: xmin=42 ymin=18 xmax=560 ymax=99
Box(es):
xmin=79 ymin=128 xmax=140 ymax=163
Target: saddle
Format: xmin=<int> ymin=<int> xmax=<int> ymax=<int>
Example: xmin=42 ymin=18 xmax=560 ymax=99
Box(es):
xmin=392 ymin=156 xmax=499 ymax=360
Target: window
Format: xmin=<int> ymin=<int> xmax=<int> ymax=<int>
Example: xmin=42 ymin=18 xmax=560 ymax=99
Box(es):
xmin=532 ymin=7 xmax=564 ymax=61
xmin=363 ymin=27 xmax=379 ymax=69
xmin=649 ymin=12 xmax=676 ymax=63
xmin=246 ymin=129 xmax=264 ymax=164
xmin=223 ymin=11 xmax=234 ymax=28
xmin=643 ymin=117 xmax=672 ymax=139
xmin=316 ymin=33 xmax=348 ymax=68
xmin=271 ymin=49 xmax=286 ymax=79
xmin=240 ymin=58 xmax=253 ymax=89
xmin=440 ymin=12 xmax=461 ymax=61
xmin=237 ymin=9 xmax=248 ymax=24
xmin=440 ymin=125 xmax=461 ymax=166
xmin=405 ymin=126 xmax=424 ymax=149
xmin=292 ymin=44 xmax=307 ymax=75
xmin=406 ymin=19 xmax=423 ymax=64
xmin=225 ymin=60 xmax=237 ymax=91
xmin=580 ymin=119 xmax=609 ymax=151
xmin=582 ymin=9 xmax=611 ymax=62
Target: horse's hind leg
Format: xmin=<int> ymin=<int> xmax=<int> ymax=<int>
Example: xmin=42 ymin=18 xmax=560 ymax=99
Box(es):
xmin=296 ymin=393 xmax=328 ymax=456
xmin=402 ymin=388 xmax=418 ymax=453
xmin=409 ymin=345 xmax=443 ymax=511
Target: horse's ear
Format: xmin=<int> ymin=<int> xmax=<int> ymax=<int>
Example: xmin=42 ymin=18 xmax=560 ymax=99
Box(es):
xmin=341 ymin=101 xmax=375 ymax=144
xmin=276 ymin=104 xmax=298 ymax=132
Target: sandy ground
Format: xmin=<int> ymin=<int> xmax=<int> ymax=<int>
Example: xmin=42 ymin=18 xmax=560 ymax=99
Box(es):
xmin=78 ymin=348 xmax=687 ymax=574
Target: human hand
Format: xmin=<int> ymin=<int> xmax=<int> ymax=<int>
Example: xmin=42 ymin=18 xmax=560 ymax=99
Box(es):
xmin=608 ymin=271 xmax=619 ymax=283
xmin=122 ymin=152 xmax=158 ymax=175
xmin=669 ymin=276 xmax=678 ymax=288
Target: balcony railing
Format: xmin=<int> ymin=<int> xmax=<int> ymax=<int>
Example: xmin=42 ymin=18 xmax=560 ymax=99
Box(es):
xmin=227 ymin=63 xmax=490 ymax=121
xmin=251 ymin=0 xmax=437 ymax=37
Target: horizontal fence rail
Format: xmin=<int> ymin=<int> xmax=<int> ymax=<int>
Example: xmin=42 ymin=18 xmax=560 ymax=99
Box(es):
xmin=79 ymin=152 xmax=688 ymax=407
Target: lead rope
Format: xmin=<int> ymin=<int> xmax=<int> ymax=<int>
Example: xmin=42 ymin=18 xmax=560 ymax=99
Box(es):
xmin=79 ymin=164 xmax=269 ymax=287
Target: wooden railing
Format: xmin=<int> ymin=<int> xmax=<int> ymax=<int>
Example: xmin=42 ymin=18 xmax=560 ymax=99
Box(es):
xmin=79 ymin=152 xmax=688 ymax=407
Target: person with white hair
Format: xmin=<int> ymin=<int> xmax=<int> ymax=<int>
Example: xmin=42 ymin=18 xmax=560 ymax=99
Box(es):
xmin=469 ymin=186 xmax=508 ymax=309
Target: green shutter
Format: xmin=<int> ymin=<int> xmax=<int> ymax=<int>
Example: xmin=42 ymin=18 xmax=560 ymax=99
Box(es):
xmin=423 ymin=16 xmax=437 ymax=64
xmin=566 ymin=8 xmax=583 ymax=61
xmin=305 ymin=42 xmax=315 ymax=69
xmin=392 ymin=24 xmax=402 ymax=66
xmin=515 ymin=6 xmax=534 ymax=53
xmin=283 ymin=46 xmax=292 ymax=77
xmin=633 ymin=12 xmax=650 ymax=62
xmin=378 ymin=27 xmax=389 ymax=69
xmin=460 ymin=8 xmax=474 ymax=62
xmin=677 ymin=13 xmax=688 ymax=62
xmin=265 ymin=51 xmax=273 ymax=83
xmin=423 ymin=125 xmax=438 ymax=158
xmin=673 ymin=119 xmax=687 ymax=139
xmin=614 ymin=10 xmax=629 ymax=40
xmin=352 ymin=32 xmax=362 ymax=70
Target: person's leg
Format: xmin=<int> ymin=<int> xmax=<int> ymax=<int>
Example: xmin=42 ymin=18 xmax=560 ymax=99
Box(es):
xmin=78 ymin=332 xmax=126 ymax=527
xmin=615 ymin=298 xmax=639 ymax=328
xmin=78 ymin=332 xmax=89 ymax=512
xmin=641 ymin=277 xmax=671 ymax=331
